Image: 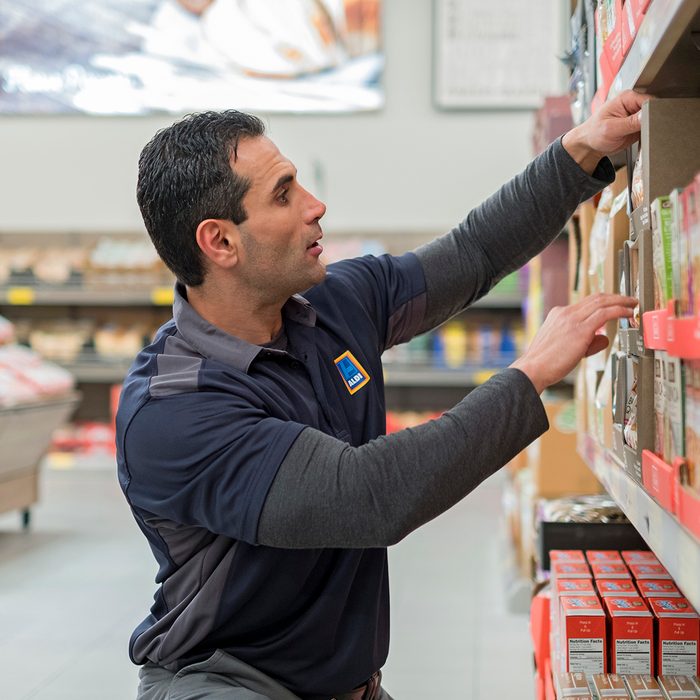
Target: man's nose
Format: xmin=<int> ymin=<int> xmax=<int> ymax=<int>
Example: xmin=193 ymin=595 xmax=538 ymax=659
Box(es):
xmin=305 ymin=190 xmax=326 ymax=222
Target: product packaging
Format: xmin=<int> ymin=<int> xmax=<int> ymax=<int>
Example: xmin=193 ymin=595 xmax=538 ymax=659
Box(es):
xmin=651 ymin=196 xmax=675 ymax=309
xmin=597 ymin=580 xmax=639 ymax=598
xmin=592 ymin=562 xmax=632 ymax=580
xmin=587 ymin=550 xmax=624 ymax=564
xmin=637 ymin=580 xmax=682 ymax=599
xmin=559 ymin=596 xmax=607 ymax=674
xmin=655 ymin=352 xmax=667 ymax=458
xmin=554 ymin=561 xmax=594 ymax=580
xmin=649 ymin=598 xmax=700 ymax=677
xmin=663 ymin=353 xmax=685 ymax=463
xmin=630 ymin=563 xmax=673 ymax=580
xmin=622 ymin=551 xmax=660 ymax=566
xmin=604 ymin=596 xmax=654 ymax=675
xmin=657 ymin=675 xmax=700 ymax=698
xmin=556 ymin=671 xmax=593 ymax=698
xmin=552 ymin=550 xmax=588 ymax=564
xmin=589 ymin=673 xmax=630 ymax=698
xmin=624 ymin=674 xmax=664 ymax=699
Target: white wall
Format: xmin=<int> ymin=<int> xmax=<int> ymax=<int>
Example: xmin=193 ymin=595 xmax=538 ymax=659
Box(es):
xmin=0 ymin=0 xmax=552 ymax=236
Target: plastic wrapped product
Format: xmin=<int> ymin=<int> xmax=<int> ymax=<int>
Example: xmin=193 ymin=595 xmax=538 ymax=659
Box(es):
xmin=631 ymin=149 xmax=644 ymax=211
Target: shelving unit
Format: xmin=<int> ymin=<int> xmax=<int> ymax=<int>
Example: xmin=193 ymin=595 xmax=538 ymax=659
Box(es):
xmin=608 ymin=0 xmax=700 ymax=99
xmin=579 ymin=433 xmax=700 ymax=612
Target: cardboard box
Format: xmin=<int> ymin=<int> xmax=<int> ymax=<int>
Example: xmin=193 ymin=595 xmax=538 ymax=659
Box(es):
xmin=649 ymin=597 xmax=700 ymax=677
xmin=657 ymin=675 xmax=700 ymax=698
xmin=637 ymin=580 xmax=682 ymax=599
xmin=622 ymin=550 xmax=659 ymax=566
xmin=530 ymin=399 xmax=603 ymax=498
xmin=587 ymin=550 xmax=624 ymax=565
xmin=590 ymin=673 xmax=631 ymax=698
xmin=630 ymin=563 xmax=673 ymax=580
xmin=598 ymin=580 xmax=639 ymax=598
xmin=560 ymin=596 xmax=607 ymax=675
xmin=604 ymin=596 xmax=654 ymax=675
xmin=624 ymin=675 xmax=664 ymax=699
xmin=592 ymin=562 xmax=632 ymax=580
xmin=641 ymin=99 xmax=700 ymax=210
xmin=557 ymin=671 xmax=593 ymax=698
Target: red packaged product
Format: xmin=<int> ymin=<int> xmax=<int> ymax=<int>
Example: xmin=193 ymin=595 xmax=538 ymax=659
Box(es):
xmin=591 ymin=562 xmax=632 ymax=580
xmin=597 ymin=579 xmax=639 ymax=598
xmin=604 ymin=596 xmax=654 ymax=675
xmin=559 ymin=596 xmax=607 ymax=675
xmin=637 ymin=579 xmax=682 ymax=599
xmin=586 ymin=550 xmax=624 ymax=565
xmin=649 ymin=597 xmax=700 ymax=677
xmin=629 ymin=563 xmax=672 ymax=580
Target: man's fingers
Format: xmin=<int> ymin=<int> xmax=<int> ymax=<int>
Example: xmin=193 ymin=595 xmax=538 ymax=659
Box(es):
xmin=617 ymin=89 xmax=652 ymax=116
xmin=584 ymin=304 xmax=635 ymax=330
xmin=574 ymin=293 xmax=637 ymax=319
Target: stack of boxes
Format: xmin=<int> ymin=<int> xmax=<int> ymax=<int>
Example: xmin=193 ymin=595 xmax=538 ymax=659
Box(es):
xmin=550 ymin=548 xmax=699 ymax=697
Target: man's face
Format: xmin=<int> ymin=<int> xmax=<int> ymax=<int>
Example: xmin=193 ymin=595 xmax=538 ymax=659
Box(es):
xmin=232 ymin=136 xmax=327 ymax=299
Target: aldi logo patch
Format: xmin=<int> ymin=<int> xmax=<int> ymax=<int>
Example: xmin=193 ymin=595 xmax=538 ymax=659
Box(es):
xmin=334 ymin=350 xmax=370 ymax=395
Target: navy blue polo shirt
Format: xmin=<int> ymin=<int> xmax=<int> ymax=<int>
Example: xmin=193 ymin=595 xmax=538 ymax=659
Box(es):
xmin=116 ymin=252 xmax=427 ymax=698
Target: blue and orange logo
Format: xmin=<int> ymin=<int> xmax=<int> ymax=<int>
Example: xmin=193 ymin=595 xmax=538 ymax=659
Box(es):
xmin=334 ymin=350 xmax=370 ymax=395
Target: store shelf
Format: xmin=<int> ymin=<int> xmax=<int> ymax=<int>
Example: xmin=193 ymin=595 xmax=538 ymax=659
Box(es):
xmin=609 ymin=0 xmax=700 ymax=99
xmin=382 ymin=365 xmax=502 ymax=387
xmin=578 ymin=433 xmax=700 ymax=613
xmin=57 ymin=356 xmax=132 ymax=383
xmin=0 ymin=284 xmax=175 ymax=307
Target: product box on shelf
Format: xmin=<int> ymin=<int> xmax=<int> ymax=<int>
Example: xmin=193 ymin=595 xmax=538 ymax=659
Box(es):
xmin=630 ymin=563 xmax=673 ymax=580
xmin=649 ymin=598 xmax=700 ymax=678
xmin=557 ymin=579 xmax=598 ymax=597
xmin=590 ymin=672 xmax=630 ymax=698
xmin=587 ymin=550 xmax=624 ymax=564
xmin=559 ymin=596 xmax=607 ymax=674
xmin=604 ymin=596 xmax=654 ymax=675
xmin=552 ymin=550 xmax=588 ymax=564
xmin=556 ymin=671 xmax=592 ymax=698
xmin=637 ymin=580 xmax=682 ymax=600
xmin=624 ymin=674 xmax=664 ymax=699
xmin=553 ymin=561 xmax=594 ymax=580
xmin=529 ymin=399 xmax=603 ymax=498
xmin=613 ymin=353 xmax=654 ymax=483
xmin=592 ymin=562 xmax=632 ymax=580
xmin=622 ymin=550 xmax=659 ymax=566
xmin=598 ymin=579 xmax=639 ymax=598
xmin=657 ymin=675 xmax=700 ymax=698
xmin=619 ymin=228 xmax=655 ymax=356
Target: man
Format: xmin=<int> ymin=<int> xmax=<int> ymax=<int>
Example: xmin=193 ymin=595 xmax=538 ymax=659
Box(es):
xmin=118 ymin=91 xmax=646 ymax=700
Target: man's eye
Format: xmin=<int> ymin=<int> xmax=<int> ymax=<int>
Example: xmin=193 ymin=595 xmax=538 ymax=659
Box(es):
xmin=277 ymin=190 xmax=289 ymax=204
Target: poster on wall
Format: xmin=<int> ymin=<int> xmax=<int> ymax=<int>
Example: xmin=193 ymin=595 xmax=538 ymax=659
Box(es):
xmin=433 ymin=0 xmax=563 ymax=109
xmin=0 ymin=0 xmax=383 ymax=115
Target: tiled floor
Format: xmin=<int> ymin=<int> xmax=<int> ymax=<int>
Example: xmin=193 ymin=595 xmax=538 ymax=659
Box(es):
xmin=0 ymin=466 xmax=534 ymax=699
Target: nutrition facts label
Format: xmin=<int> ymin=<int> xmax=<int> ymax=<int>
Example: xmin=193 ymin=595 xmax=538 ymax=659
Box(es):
xmin=615 ymin=639 xmax=652 ymax=674
xmin=568 ymin=638 xmax=605 ymax=674
xmin=662 ymin=640 xmax=698 ymax=676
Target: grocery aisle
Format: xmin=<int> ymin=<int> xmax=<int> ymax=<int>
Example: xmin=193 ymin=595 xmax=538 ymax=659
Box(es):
xmin=0 ymin=465 xmax=533 ymax=700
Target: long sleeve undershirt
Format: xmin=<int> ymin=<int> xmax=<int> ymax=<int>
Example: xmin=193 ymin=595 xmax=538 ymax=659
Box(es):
xmin=257 ymin=139 xmax=615 ymax=549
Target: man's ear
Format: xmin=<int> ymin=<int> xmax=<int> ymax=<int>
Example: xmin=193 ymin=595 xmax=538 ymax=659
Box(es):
xmin=195 ymin=219 xmax=239 ymax=270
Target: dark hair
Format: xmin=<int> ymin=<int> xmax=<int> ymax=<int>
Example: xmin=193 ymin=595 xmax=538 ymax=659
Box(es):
xmin=136 ymin=110 xmax=266 ymax=286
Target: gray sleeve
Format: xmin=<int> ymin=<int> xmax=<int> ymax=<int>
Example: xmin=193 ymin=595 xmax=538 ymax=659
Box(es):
xmin=257 ymin=368 xmax=548 ymax=548
xmin=413 ymin=138 xmax=615 ymax=333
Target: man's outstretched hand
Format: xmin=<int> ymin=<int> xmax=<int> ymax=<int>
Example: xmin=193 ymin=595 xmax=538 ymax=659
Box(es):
xmin=562 ymin=90 xmax=652 ymax=174
xmin=510 ymin=293 xmax=637 ymax=394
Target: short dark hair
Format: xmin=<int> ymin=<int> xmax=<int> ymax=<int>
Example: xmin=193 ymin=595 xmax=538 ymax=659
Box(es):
xmin=136 ymin=110 xmax=266 ymax=286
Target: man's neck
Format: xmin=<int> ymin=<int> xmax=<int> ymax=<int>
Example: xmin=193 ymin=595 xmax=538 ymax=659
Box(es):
xmin=185 ymin=279 xmax=286 ymax=345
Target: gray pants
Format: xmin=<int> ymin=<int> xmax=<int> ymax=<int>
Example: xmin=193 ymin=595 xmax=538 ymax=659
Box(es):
xmin=136 ymin=650 xmax=393 ymax=700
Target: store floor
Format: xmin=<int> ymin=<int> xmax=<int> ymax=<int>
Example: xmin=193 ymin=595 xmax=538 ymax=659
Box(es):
xmin=0 ymin=465 xmax=534 ymax=700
